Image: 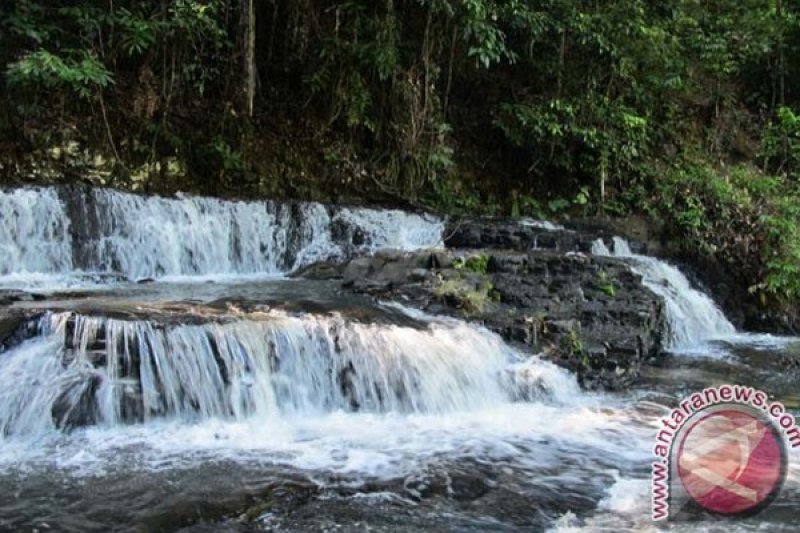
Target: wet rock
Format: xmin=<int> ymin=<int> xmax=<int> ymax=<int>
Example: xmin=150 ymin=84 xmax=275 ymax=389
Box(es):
xmin=400 ymin=463 xmax=494 ymax=504
xmin=0 ymin=290 xmax=31 ymax=306
xmin=779 ymin=353 xmax=800 ymax=370
xmin=373 ymin=259 xmax=414 ymax=286
xmin=51 ymin=374 xmax=102 ymax=430
xmin=444 ymin=217 xmax=620 ymax=254
xmin=342 ymin=256 xmax=381 ymax=285
xmin=403 ymin=470 xmax=450 ymax=501
xmin=291 ymin=261 xmax=346 ymax=280
xmin=408 ymin=268 xmax=429 ymax=283
xmin=57 ymin=184 xmax=103 ymax=270
xmin=0 ymin=311 xmax=42 ymax=352
xmin=428 ymin=251 xmax=454 ymax=269
xmin=449 ymin=473 xmax=491 ymax=501
xmin=240 ymin=480 xmax=319 ymax=523
xmin=317 ymin=248 xmax=666 ymax=390
xmin=330 ymin=217 xmax=371 ymax=249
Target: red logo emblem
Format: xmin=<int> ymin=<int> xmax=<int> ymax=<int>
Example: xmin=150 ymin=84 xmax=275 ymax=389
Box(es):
xmin=677 ymin=408 xmax=786 ymax=515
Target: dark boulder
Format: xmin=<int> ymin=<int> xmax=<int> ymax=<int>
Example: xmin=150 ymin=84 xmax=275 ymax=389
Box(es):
xmin=304 ymin=248 xmax=666 ymax=390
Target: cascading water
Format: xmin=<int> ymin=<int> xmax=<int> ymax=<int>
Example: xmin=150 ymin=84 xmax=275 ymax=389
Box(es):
xmin=0 ymin=187 xmax=443 ymax=282
xmin=84 ymin=188 xmax=295 ymax=277
xmin=592 ymin=236 xmax=735 ymax=348
xmin=0 ymin=308 xmax=579 ymax=438
xmin=1 ymin=186 xmax=797 ymax=532
xmin=0 ymin=188 xmax=73 ymax=276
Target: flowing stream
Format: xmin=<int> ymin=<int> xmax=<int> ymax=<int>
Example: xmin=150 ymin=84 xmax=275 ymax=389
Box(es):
xmin=591 ymin=236 xmax=736 ymax=349
xmin=0 ymin=187 xmax=798 ymax=531
xmin=0 ymin=187 xmax=443 ymax=284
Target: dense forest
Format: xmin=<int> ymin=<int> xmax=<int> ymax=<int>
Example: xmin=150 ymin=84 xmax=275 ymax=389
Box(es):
xmin=1 ymin=0 xmax=800 ymax=317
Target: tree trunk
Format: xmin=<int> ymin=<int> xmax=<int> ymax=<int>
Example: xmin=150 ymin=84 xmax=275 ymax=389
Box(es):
xmin=244 ymin=0 xmax=256 ymax=118
xmin=777 ymin=0 xmax=788 ymax=172
xmin=777 ymin=0 xmax=785 ymax=107
xmin=548 ymin=28 xmax=567 ymax=162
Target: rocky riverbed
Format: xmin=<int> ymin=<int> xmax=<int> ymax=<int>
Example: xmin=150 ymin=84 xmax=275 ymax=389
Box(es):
xmin=299 ymin=245 xmax=664 ymax=390
xmin=0 ymin=213 xmax=699 ymax=392
xmin=1 ymin=186 xmax=799 ymax=532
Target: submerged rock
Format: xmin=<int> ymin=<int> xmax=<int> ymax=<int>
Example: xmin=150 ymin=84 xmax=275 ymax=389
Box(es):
xmin=0 ymin=309 xmax=43 ymax=352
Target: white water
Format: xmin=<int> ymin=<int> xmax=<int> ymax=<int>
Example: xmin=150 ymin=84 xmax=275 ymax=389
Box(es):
xmin=0 ymin=308 xmax=658 ymax=521
xmin=85 ymin=189 xmax=295 ymax=277
xmin=0 ymin=308 xmax=580 ymax=438
xmin=0 ymin=188 xmax=73 ymax=275
xmin=518 ymin=217 xmax=565 ymax=231
xmin=592 ymin=236 xmax=736 ymax=349
xmin=0 ymin=304 xmax=659 ymax=527
xmin=1 ymin=187 xmax=797 ymax=530
xmin=0 ymin=187 xmax=443 ymax=283
xmin=0 ymin=304 xmax=624 ymax=497
xmin=0 ymin=309 xmax=795 ymax=530
xmin=0 ymin=398 xmax=657 ymax=498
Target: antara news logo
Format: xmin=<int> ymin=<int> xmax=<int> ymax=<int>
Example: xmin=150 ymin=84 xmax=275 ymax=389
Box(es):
xmin=651 ymin=384 xmax=799 ymax=521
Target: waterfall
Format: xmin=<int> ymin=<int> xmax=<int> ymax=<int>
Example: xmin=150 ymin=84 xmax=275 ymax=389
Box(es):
xmin=0 ymin=309 xmax=579 ymax=437
xmin=0 ymin=187 xmax=443 ymax=282
xmin=0 ymin=188 xmax=73 ymax=276
xmin=84 ymin=188 xmax=295 ymax=277
xmin=592 ymin=236 xmax=735 ymax=348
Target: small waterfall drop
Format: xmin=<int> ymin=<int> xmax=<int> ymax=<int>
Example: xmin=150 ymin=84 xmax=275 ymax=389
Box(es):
xmin=86 ymin=188 xmax=294 ymax=277
xmin=0 ymin=188 xmax=73 ymax=275
xmin=0 ymin=187 xmax=444 ymax=282
xmin=0 ymin=309 xmax=579 ymax=437
xmin=592 ymin=236 xmax=735 ymax=348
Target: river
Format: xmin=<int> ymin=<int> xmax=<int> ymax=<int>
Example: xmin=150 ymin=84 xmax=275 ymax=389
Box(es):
xmin=0 ymin=187 xmax=797 ymax=531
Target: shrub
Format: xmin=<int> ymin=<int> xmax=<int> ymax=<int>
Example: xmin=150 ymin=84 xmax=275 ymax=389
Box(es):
xmin=434 ymin=277 xmax=493 ymax=315
xmin=454 ymin=253 xmax=490 ymax=274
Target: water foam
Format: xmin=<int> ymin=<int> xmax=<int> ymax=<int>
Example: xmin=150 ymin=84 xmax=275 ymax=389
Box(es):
xmin=592 ymin=236 xmax=735 ymax=349
xmin=0 ymin=187 xmax=444 ymax=283
xmin=0 ymin=188 xmax=73 ymax=276
xmin=0 ymin=307 xmax=579 ymax=438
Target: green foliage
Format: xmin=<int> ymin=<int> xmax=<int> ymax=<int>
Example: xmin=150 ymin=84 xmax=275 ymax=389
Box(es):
xmin=645 ymin=161 xmax=800 ymax=307
xmin=3 ymin=0 xmax=800 ymax=317
xmin=488 ymin=282 xmax=501 ymax=303
xmin=762 ymin=106 xmax=800 ymax=179
xmin=212 ymin=137 xmax=245 ymax=173
xmin=514 ymin=194 xmax=547 ymax=219
xmin=758 ymin=195 xmax=800 ymax=301
xmin=7 ymin=49 xmax=113 ymax=98
xmin=454 ymin=253 xmax=490 ymax=274
xmin=425 ymin=177 xmax=496 ymax=215
xmin=596 ymin=270 xmax=616 ymax=298
xmin=546 ymin=198 xmax=570 ymax=214
xmin=651 ymin=164 xmax=759 ymax=249
xmin=574 ymin=186 xmax=590 ymax=207
xmin=460 ymin=0 xmax=518 ymax=68
xmin=114 ymin=7 xmax=160 ymax=56
xmin=434 ymin=277 xmax=493 ymax=315
xmin=561 ymin=327 xmax=584 ymax=357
